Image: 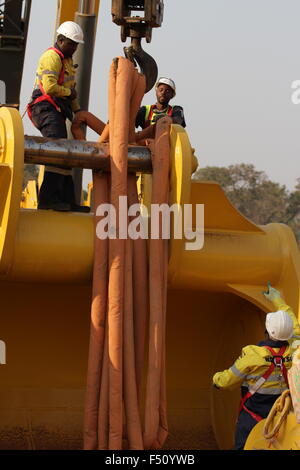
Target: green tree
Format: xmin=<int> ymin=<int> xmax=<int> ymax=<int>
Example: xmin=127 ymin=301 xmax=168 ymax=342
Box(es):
xmin=193 ymin=164 xmax=300 ymax=245
xmin=287 ymin=178 xmax=300 ymax=244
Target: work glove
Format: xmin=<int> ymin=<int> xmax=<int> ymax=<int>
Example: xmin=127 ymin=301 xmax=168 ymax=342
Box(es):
xmin=263 ymin=281 xmax=281 ymax=302
xmin=69 ymin=88 xmax=77 ymax=100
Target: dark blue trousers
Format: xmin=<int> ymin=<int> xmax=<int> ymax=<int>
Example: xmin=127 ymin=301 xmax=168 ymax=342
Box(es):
xmin=31 ymin=102 xmax=76 ymax=206
xmin=234 ymin=410 xmax=258 ymax=450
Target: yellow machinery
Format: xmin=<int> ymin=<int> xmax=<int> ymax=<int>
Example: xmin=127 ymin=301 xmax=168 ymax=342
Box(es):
xmin=1 ymin=105 xmax=300 ymax=449
xmin=245 ymin=413 xmax=300 ymax=450
xmin=0 ymin=0 xmax=300 ymax=451
xmin=244 ymin=390 xmax=300 ymax=450
xmin=20 ymin=181 xmax=38 ymax=209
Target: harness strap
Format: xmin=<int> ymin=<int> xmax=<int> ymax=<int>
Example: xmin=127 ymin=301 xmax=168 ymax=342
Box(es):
xmin=242 ymin=403 xmax=263 ymax=422
xmin=144 ymin=104 xmax=173 ymax=128
xmin=47 ymin=47 xmax=65 ymax=85
xmin=264 ymin=345 xmax=289 ymax=385
xmin=27 ymin=47 xmax=65 ymax=125
xmin=239 ymin=345 xmax=288 ymax=422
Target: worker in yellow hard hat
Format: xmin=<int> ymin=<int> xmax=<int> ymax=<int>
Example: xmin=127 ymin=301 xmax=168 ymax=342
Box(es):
xmin=135 ymin=77 xmax=186 ymax=130
xmin=27 ymin=21 xmax=89 ymax=212
xmin=213 ymin=283 xmax=300 ymax=450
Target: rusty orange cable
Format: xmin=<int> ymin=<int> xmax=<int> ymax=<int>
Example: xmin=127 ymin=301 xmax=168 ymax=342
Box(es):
xmin=82 ymin=57 xmax=170 ymax=450
xmin=143 ymin=116 xmax=171 ymax=449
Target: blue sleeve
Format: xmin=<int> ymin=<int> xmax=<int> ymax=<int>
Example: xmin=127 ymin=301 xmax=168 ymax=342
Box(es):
xmin=172 ymin=105 xmax=186 ymax=128
xmin=135 ymin=106 xmax=146 ymax=129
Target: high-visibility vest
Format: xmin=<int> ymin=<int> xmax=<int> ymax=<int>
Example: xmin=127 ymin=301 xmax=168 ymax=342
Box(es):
xmin=144 ymin=104 xmax=173 ymax=128
xmin=27 ymin=47 xmax=65 ymax=123
xmin=239 ymin=345 xmax=289 ymax=422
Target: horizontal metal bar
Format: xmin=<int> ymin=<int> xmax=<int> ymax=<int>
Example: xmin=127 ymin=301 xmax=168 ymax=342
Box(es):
xmin=0 ymin=34 xmax=24 ymax=39
xmin=24 ymin=135 xmax=153 ymax=173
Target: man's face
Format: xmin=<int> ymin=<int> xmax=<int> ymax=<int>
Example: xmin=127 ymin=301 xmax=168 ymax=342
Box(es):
xmin=156 ymin=83 xmax=174 ymax=106
xmin=58 ymin=37 xmax=78 ymax=58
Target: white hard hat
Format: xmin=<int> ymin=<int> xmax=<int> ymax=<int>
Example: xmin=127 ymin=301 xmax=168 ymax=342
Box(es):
xmin=57 ymin=21 xmax=84 ymax=44
xmin=265 ymin=310 xmax=294 ymax=341
xmin=156 ymin=77 xmax=176 ymax=96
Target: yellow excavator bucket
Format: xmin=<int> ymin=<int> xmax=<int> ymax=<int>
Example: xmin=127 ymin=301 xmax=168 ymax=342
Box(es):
xmin=0 ymin=108 xmax=300 ymax=449
xmin=244 ymin=412 xmax=300 ymax=450
xmin=244 ymin=390 xmax=300 ymax=451
xmin=20 ymin=180 xmax=38 ymax=209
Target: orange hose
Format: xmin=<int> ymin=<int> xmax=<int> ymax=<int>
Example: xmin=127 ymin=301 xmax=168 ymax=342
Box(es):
xmin=127 ymin=175 xmax=149 ymax=400
xmin=107 ymin=59 xmax=124 ymax=450
xmin=156 ymin=141 xmax=170 ymax=448
xmin=129 ymin=72 xmax=145 ymax=143
xmin=122 ymin=67 xmax=147 ymax=450
xmin=71 ymin=110 xmax=106 ymax=140
xmin=123 ymin=236 xmax=144 ymax=449
xmin=156 ymin=243 xmax=169 ymax=448
xmin=99 ymin=123 xmax=109 ymax=143
xmin=126 ymin=71 xmax=148 ymax=401
xmin=143 ymin=117 xmax=171 ymax=449
xmin=98 ymin=318 xmax=109 ymax=449
xmin=84 ymin=58 xmax=170 ymax=451
xmin=135 ymin=124 xmax=156 ymax=144
xmin=83 ymin=171 xmax=108 ymax=450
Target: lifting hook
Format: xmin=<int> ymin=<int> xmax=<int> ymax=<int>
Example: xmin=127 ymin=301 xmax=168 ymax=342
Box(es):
xmin=123 ymin=37 xmax=158 ymax=93
xmin=111 ymin=0 xmax=164 ymax=92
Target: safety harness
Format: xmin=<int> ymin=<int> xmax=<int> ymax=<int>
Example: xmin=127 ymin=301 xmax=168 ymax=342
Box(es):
xmin=144 ymin=104 xmax=173 ymax=128
xmin=27 ymin=47 xmax=65 ymax=124
xmin=239 ymin=345 xmax=289 ymax=422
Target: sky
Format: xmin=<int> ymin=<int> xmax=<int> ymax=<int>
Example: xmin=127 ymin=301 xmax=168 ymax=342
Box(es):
xmin=19 ymin=0 xmax=300 ymax=191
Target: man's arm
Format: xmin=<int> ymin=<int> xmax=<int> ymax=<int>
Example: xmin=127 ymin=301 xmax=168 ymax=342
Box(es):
xmin=39 ymin=52 xmax=72 ymax=98
xmin=172 ymin=106 xmax=186 ymax=128
xmin=213 ymin=347 xmax=252 ymax=390
xmin=263 ymin=285 xmax=300 ymax=337
xmin=135 ymin=106 xmax=146 ymax=129
xmin=70 ymin=92 xmax=80 ymax=113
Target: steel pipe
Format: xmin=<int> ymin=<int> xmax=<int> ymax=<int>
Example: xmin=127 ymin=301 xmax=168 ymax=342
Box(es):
xmin=24 ymin=135 xmax=153 ymax=173
xmin=78 ymin=0 xmax=95 ymax=14
xmin=73 ymin=0 xmax=97 ymax=202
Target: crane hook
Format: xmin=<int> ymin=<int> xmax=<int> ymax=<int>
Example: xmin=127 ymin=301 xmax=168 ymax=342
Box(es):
xmin=123 ymin=37 xmax=158 ymax=93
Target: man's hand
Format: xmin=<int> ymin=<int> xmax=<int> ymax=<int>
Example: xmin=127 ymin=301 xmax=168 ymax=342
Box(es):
xmin=153 ymin=113 xmax=164 ymax=123
xmin=69 ymin=88 xmax=77 ymax=100
xmin=263 ymin=282 xmax=281 ymax=302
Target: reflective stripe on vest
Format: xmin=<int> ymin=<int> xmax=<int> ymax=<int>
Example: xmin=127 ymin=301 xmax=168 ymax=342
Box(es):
xmin=238 ymin=345 xmax=288 ymax=423
xmin=27 ymin=47 xmax=65 ymax=124
xmin=144 ymin=104 xmax=173 ymax=128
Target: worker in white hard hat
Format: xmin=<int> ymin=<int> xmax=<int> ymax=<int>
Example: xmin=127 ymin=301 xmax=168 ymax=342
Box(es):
xmin=27 ymin=21 xmax=88 ymax=212
xmin=135 ymin=77 xmax=186 ymax=130
xmin=213 ymin=283 xmax=300 ymax=450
